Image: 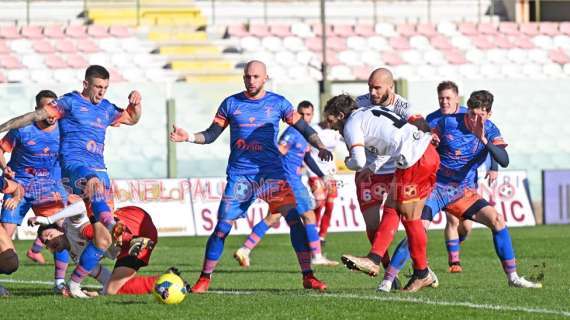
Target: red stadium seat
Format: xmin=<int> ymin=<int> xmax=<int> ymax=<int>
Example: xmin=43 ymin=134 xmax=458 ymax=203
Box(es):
xmin=559 ymin=22 xmax=570 ymax=36
xmin=43 ymin=25 xmax=65 ymax=39
xmin=443 ymin=49 xmax=467 ymax=65
xmin=477 ymin=23 xmax=498 ymax=35
xmin=458 ymin=22 xmax=477 ymax=36
xmin=65 ymin=25 xmax=87 ymax=38
xmin=352 ymin=65 xmax=372 ymax=80
xmin=539 ymin=22 xmax=559 ymax=36
xmin=417 ymin=23 xmax=437 ymax=37
xmin=56 ymin=39 xmax=77 ymax=53
xmin=0 ymin=26 xmax=20 ymax=39
xmin=32 ymin=39 xmax=56 ymax=53
xmin=249 ymin=24 xmax=270 ymax=37
xmin=44 ymin=54 xmax=68 ymax=69
xmin=66 ymin=53 xmax=89 ymax=68
xmin=512 ymin=36 xmax=534 ymax=49
xmin=333 ymin=24 xmax=355 ymax=38
xmin=389 ymin=36 xmax=411 ymax=50
xmin=354 ymin=23 xmax=375 ymax=37
xmin=499 ymin=22 xmax=519 ymax=36
xmin=494 ymin=35 xmax=515 ymax=49
xmin=382 ymin=51 xmax=404 ymax=65
xmin=77 ymin=39 xmax=99 ymax=53
xmin=0 ymin=41 xmax=10 ymax=54
xmin=21 ymin=25 xmax=43 ymax=39
xmin=226 ymin=24 xmax=249 ymax=38
xmin=270 ymin=24 xmax=292 ymax=37
xmin=87 ymin=25 xmax=109 ymax=38
xmin=109 ymin=25 xmax=131 ymax=38
xmin=327 ymin=36 xmax=347 ymax=51
xmin=304 ymin=37 xmax=322 ymax=52
xmin=549 ymin=48 xmax=570 ymax=64
xmin=0 ymin=71 xmax=5 ymax=83
xmin=0 ymin=55 xmax=24 ymax=69
xmin=396 ymin=23 xmax=417 ymax=37
xmin=520 ymin=23 xmax=539 ymax=36
xmin=430 ymin=35 xmax=453 ymax=50
xmin=312 ymin=23 xmax=333 ymax=37
xmin=471 ymin=35 xmax=495 ymax=50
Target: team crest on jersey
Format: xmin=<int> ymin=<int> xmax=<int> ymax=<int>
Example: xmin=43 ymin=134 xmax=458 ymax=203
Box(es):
xmin=249 ymin=117 xmax=256 ymax=123
xmin=264 ymin=106 xmax=273 ymax=117
xmin=233 ymin=108 xmax=242 ymax=115
xmin=404 ymin=185 xmax=417 ymax=198
xmin=413 ymin=131 xmax=421 ymax=140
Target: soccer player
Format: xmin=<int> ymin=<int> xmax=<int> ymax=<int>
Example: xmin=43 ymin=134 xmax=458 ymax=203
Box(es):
xmin=233 ymin=101 xmax=338 ymax=267
xmin=0 ymin=90 xmax=72 ymax=293
xmin=0 ymin=176 xmax=24 ymax=296
xmin=170 ymin=60 xmax=333 ymax=293
xmin=325 ymin=94 xmax=440 ymax=292
xmin=377 ymin=90 xmax=541 ymax=291
xmin=0 ymin=65 xmax=142 ymax=297
xmin=33 ymin=203 xmax=163 ymax=297
xmin=305 ymin=119 xmax=342 ymax=247
xmin=340 ymin=68 xmax=423 ymax=278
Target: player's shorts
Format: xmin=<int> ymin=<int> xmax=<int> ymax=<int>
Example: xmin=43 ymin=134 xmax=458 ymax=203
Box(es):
xmin=218 ymin=172 xmax=295 ymax=221
xmin=287 ymin=176 xmax=315 ymax=215
xmin=393 ymin=144 xmax=440 ymax=203
xmin=308 ymin=176 xmax=338 ymax=205
xmin=422 ymin=184 xmax=490 ymax=221
xmin=115 ymin=206 xmax=158 ymax=269
xmin=355 ymin=172 xmax=393 ymax=212
xmin=62 ymin=165 xmax=115 ymax=217
xmin=0 ymin=177 xmax=68 ymax=225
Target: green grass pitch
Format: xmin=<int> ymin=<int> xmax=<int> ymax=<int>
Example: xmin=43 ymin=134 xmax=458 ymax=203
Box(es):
xmin=1 ymin=225 xmax=569 ymax=319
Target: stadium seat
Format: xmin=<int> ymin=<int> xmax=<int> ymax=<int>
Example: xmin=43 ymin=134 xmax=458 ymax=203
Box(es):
xmin=423 ymin=50 xmax=445 ymax=65
xmin=66 ymin=53 xmax=89 ymax=68
xmin=346 ymin=36 xmax=368 ymax=51
xmin=0 ymin=71 xmax=6 ymax=83
xmin=450 ymin=35 xmax=473 ymax=50
xmin=261 ymin=36 xmax=283 ymax=52
xmin=270 ymin=24 xmax=292 ymax=37
xmin=548 ymin=48 xmax=570 ymax=64
xmin=87 ymin=25 xmax=109 ymax=38
xmin=477 ymin=23 xmax=498 ymax=35
xmin=241 ymin=36 xmax=262 ymax=51
xmin=121 ymin=67 xmax=146 ymax=82
xmin=522 ymin=63 xmax=543 ymax=77
xmin=507 ymin=48 xmax=527 ymax=64
xmin=543 ymin=63 xmax=563 ymax=77
xmin=43 ymin=25 xmax=65 ymax=39
xmin=56 ymin=39 xmax=77 ymax=53
xmin=528 ymin=48 xmax=549 ymax=63
xmin=401 ymin=50 xmax=424 ymax=65
xmin=296 ymin=50 xmax=315 ymax=65
xmin=512 ymin=36 xmax=535 ymax=49
xmin=0 ymin=26 xmax=20 ymax=39
xmin=6 ymin=69 xmax=29 ymax=82
xmin=430 ymin=35 xmax=453 ymax=50
xmin=333 ymin=24 xmax=355 ymax=37
xmin=436 ymin=21 xmax=458 ymax=36
xmin=472 ymin=35 xmax=495 ymax=50
xmin=305 ymin=37 xmax=322 ymax=52
xmin=0 ymin=41 xmax=9 ymax=54
xmin=9 ymin=39 xmax=34 ymax=54
xmin=65 ymin=25 xmax=87 ymax=38
xmin=283 ymin=36 xmax=305 ymax=52
xmin=486 ymin=49 xmax=508 ymax=64
xmin=361 ymin=49 xmax=381 ymax=66
xmin=479 ymin=63 xmax=502 ymax=78
xmin=354 ymin=23 xmax=375 ymax=37
xmin=500 ymin=63 xmax=523 ymax=78
xmin=499 ymin=22 xmax=519 ymax=36
xmin=327 ymin=37 xmax=347 ymax=51
xmin=458 ymin=64 xmax=479 ymax=79
xmin=45 ymin=54 xmax=68 ymax=69
xmin=291 ymin=22 xmax=314 ymax=38
xmin=560 ymin=22 xmax=570 ymax=36
xmin=249 ymin=24 xmax=270 ymax=37
xmin=389 ymin=36 xmax=411 ymax=50
xmin=465 ymin=49 xmax=486 ymax=64
xmin=417 ymin=23 xmax=437 ymax=37
xmin=0 ymin=55 xmax=23 ymax=69
xmin=393 ymin=64 xmax=415 ymax=79
xmin=416 ymin=64 xmax=438 ymax=79
xmin=77 ymin=38 xmax=100 ymax=53
xmin=227 ymin=24 xmax=249 ymax=38
xmin=20 ymin=25 xmax=43 ymax=39
xmin=531 ymin=35 xmax=553 ymax=49
xmin=382 ymin=51 xmax=404 ymax=65
xmin=329 ymin=65 xmax=355 ymax=80
xmin=312 ymin=23 xmax=333 ymax=37
xmin=52 ymin=68 xmax=78 ymax=82
xmin=409 ymin=35 xmax=431 ymax=50
xmin=111 ymin=52 xmax=136 ymax=68
xmin=436 ymin=64 xmax=459 ymax=79
xmin=564 ymin=63 xmax=570 ymax=76
xmin=32 ymin=39 xmax=55 ymax=54
xmin=337 ymin=50 xmax=362 ymax=66
xmin=109 ymin=25 xmax=131 ymax=38
xmin=367 ymin=35 xmax=390 ymax=51
xmin=21 ymin=54 xmax=44 ymax=69
xmin=99 ymin=38 xmax=123 ymax=53
xmin=443 ymin=49 xmax=468 ymax=65
xmin=494 ymin=35 xmax=515 ymax=49
xmin=539 ymin=22 xmax=559 ymax=36
xmin=352 ymin=65 xmax=372 ymax=80
xmin=375 ymin=22 xmax=397 ymax=38
xmin=287 ymin=65 xmax=309 ymax=80
xmin=274 ymin=50 xmax=297 ymax=67
xmin=108 ymin=68 xmax=125 ymax=82
xmin=87 ymin=52 xmax=110 ymax=66
xmin=520 ymin=23 xmax=539 ymax=36
xmin=458 ymin=22 xmax=477 ymax=36
xmin=396 ymin=23 xmax=417 ymax=37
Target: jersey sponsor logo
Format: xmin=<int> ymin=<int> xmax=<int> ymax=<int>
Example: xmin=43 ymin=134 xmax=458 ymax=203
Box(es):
xmin=393 ymin=97 xmax=409 ymax=114
xmin=27 ymin=140 xmax=36 ymax=145
xmin=233 ymin=108 xmax=242 ymax=115
xmin=86 ymin=140 xmax=105 ymax=155
xmin=80 ymin=107 xmax=89 ymax=112
xmin=235 ymin=138 xmax=263 ymax=152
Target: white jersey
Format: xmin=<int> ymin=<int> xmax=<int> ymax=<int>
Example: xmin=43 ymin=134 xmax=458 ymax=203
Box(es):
xmin=62 ymin=212 xmax=118 ymax=263
xmin=343 ymin=106 xmax=432 ymax=172
xmin=355 ymin=93 xmax=416 ymax=174
xmin=307 ymin=124 xmax=342 ymax=177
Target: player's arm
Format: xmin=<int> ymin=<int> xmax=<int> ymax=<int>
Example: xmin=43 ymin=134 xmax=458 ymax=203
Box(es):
xmin=304 ymin=152 xmax=325 ymax=177
xmin=407 ymin=114 xmax=431 ymax=133
xmin=0 ymin=108 xmax=51 ymax=133
xmin=342 ymin=119 xmax=367 ymax=171
xmin=473 ymin=117 xmax=509 ymax=167
xmin=115 ymin=91 xmax=142 ymax=125
xmin=170 ymin=122 xmax=225 ymax=145
xmin=29 ymin=201 xmax=87 ymax=226
xmin=291 ymin=119 xmax=332 ymax=161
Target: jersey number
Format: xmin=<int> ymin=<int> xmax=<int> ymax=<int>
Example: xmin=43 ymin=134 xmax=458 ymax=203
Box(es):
xmin=371 ymin=109 xmax=406 ymax=128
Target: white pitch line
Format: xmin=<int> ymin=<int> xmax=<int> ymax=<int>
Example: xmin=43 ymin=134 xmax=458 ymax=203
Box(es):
xmin=2 ymin=279 xmax=568 ymax=318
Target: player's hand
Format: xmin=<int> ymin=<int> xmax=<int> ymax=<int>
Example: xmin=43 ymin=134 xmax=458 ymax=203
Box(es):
xmin=470 ymin=115 xmax=488 ymax=144
xmin=486 ymin=170 xmax=498 ymax=186
xmin=82 ymin=290 xmax=99 ymax=298
xmin=431 ymin=134 xmax=440 ymax=147
xmin=27 ymin=216 xmax=50 ymax=227
xmin=169 ymin=125 xmax=190 ymax=142
xmin=127 ymin=90 xmax=142 ymax=107
xmin=318 ymin=148 xmax=333 ymax=161
xmin=3 ymin=185 xmax=23 ymax=210
xmin=355 ymin=167 xmax=373 ymax=185
xmin=3 ymin=166 xmax=15 ymax=179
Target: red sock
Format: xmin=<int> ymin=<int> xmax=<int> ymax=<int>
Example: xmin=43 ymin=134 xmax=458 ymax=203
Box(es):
xmin=401 ymin=219 xmax=428 ymax=270
xmin=381 ymin=252 xmax=391 ymax=269
xmin=117 ymin=275 xmax=159 ymax=295
xmin=369 ymin=206 xmax=400 ymax=257
xmin=318 ymin=201 xmax=334 ymax=239
xmin=314 ymin=206 xmax=322 ymax=225
xmin=81 ymin=224 xmax=94 ymax=240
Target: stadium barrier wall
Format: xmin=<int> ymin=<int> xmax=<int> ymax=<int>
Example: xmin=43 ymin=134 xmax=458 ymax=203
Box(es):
xmin=16 ymin=171 xmax=535 ymax=240
xmin=542 ymin=169 xmax=570 ymax=224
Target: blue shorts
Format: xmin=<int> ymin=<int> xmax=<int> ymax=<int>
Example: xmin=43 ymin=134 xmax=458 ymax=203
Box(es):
xmin=287 ymin=176 xmax=315 ymax=215
xmin=62 ymin=165 xmax=112 ymax=199
xmin=1 ymin=177 xmax=68 ymax=225
xmin=217 ymin=172 xmax=296 ymax=221
xmin=422 ymin=182 xmax=486 ymax=221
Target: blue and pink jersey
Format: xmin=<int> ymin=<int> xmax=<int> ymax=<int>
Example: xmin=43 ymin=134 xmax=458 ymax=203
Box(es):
xmin=426 ymin=106 xmax=467 ymax=128
xmin=213 ymin=91 xmax=300 ymax=176
xmin=0 ymin=123 xmax=61 ymax=182
xmin=433 ymin=113 xmax=506 ymax=187
xmin=44 ymin=91 xmax=125 ymax=170
xmin=279 ymin=126 xmax=310 ymax=179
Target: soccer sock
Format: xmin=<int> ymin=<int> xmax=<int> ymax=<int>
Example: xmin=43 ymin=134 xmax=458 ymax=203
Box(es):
xmin=201 ymin=220 xmax=233 ymax=277
xmin=446 ymin=238 xmax=461 ymax=265
xmin=314 ymin=205 xmax=322 ymax=225
xmin=401 ymin=219 xmax=428 ymax=272
xmin=71 ymin=242 xmax=104 ymax=283
xmin=492 ymin=227 xmax=517 ymax=277
xmin=458 ymin=233 xmax=468 ymax=243
xmin=117 ymin=275 xmax=159 ymax=295
xmin=285 ymin=209 xmax=312 ymax=275
xmin=243 ymin=220 xmax=270 ymax=250
xmin=305 ymin=223 xmax=322 ymax=257
xmin=54 ymin=249 xmax=69 ymax=285
xmin=384 ymin=238 xmax=410 ymax=282
xmin=369 ymin=206 xmax=400 ymax=258
xmin=90 ymin=264 xmax=111 ymax=285
xmin=365 ymin=229 xmax=375 ymax=245
xmin=31 ymin=237 xmax=44 ymax=254
xmin=318 ymin=201 xmax=334 ymax=240
xmin=90 ymin=195 xmax=115 ymax=228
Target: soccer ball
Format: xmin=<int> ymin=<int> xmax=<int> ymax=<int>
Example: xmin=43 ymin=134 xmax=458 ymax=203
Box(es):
xmin=153 ymin=273 xmax=187 ymax=305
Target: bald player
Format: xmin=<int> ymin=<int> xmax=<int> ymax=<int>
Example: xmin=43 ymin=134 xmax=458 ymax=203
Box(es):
xmin=170 ymin=60 xmax=333 ymax=293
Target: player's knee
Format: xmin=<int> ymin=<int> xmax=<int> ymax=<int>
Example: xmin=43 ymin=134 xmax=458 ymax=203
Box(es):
xmin=0 ymin=249 xmax=19 ymax=275
xmin=315 ymin=200 xmax=325 ymax=209
xmin=491 ymin=213 xmax=506 ymax=231
xmin=214 ymin=221 xmax=232 ymax=239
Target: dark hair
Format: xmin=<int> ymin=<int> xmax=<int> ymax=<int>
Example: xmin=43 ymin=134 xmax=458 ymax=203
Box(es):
xmin=36 ymin=223 xmax=62 ymax=239
xmin=85 ymin=65 xmax=110 ymax=81
xmin=297 ymin=100 xmax=314 ymax=112
xmin=437 ymin=81 xmax=459 ymax=94
xmin=35 ymin=90 xmax=57 ymax=108
xmin=324 ymin=94 xmax=358 ymax=117
xmin=467 ymin=90 xmax=494 ymax=112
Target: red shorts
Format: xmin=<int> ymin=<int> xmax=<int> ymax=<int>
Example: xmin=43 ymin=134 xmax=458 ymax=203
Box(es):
xmin=393 ymin=144 xmax=440 ymax=203
xmin=262 ymin=180 xmax=296 ymax=213
xmin=446 ymin=188 xmax=483 ymax=218
xmin=115 ymin=206 xmax=158 ymax=266
xmin=355 ymin=172 xmax=393 ymax=211
xmin=308 ymin=177 xmax=338 ymax=203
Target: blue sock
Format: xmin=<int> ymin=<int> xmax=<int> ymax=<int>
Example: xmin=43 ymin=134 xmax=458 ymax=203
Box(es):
xmin=285 ymin=209 xmax=312 ymax=275
xmin=244 ymin=220 xmax=270 ymax=249
xmin=384 ymin=238 xmax=410 ymax=281
xmin=54 ymin=249 xmax=69 ymax=282
xmin=446 ymin=238 xmax=461 ymax=265
xmin=305 ymin=223 xmax=321 ymax=256
xmin=71 ymin=242 xmax=104 ymax=283
xmin=493 ymin=227 xmax=517 ymax=274
xmin=91 ymin=194 xmax=114 ymax=227
xmin=458 ymin=234 xmax=467 ymax=243
xmin=201 ymin=220 xmax=233 ymax=276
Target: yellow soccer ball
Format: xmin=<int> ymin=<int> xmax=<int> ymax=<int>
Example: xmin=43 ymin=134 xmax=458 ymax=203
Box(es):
xmin=153 ymin=273 xmax=187 ymax=305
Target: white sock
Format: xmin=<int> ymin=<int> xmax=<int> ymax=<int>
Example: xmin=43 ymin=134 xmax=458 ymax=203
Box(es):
xmin=507 ymin=271 xmax=519 ymax=282
xmin=55 ymin=278 xmax=65 ymax=287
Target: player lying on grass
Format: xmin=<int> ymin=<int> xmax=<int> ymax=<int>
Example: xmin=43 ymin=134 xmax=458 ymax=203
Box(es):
xmin=31 ymin=202 xmax=187 ymax=297
xmin=377 ymin=90 xmax=542 ymax=292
